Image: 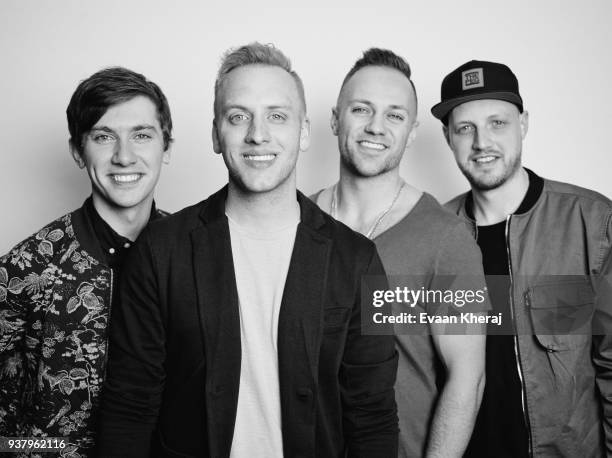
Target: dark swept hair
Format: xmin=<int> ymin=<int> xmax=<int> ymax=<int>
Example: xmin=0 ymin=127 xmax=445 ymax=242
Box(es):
xmin=214 ymin=42 xmax=306 ymax=117
xmin=341 ymin=48 xmax=417 ymax=108
xmin=66 ymin=67 xmax=173 ymax=154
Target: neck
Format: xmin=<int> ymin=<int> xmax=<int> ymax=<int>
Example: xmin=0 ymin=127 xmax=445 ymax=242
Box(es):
xmin=225 ymin=178 xmax=300 ymax=232
xmin=331 ymin=164 xmax=423 ymax=238
xmin=336 ymin=165 xmax=403 ymax=218
xmin=471 ymin=167 xmax=529 ymax=225
xmin=91 ymin=193 xmax=153 ymax=241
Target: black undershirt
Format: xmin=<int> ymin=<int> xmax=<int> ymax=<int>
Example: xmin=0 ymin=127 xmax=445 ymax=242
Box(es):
xmin=464 ymin=169 xmax=543 ymax=458
xmin=465 ymin=220 xmax=529 ymax=458
xmin=84 ymin=197 xmax=135 ymax=273
xmin=83 ymin=197 xmax=159 ymax=299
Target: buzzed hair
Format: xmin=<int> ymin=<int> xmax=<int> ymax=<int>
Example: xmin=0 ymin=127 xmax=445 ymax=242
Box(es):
xmin=213 ymin=42 xmax=307 ymax=117
xmin=340 ymin=48 xmax=418 ymax=110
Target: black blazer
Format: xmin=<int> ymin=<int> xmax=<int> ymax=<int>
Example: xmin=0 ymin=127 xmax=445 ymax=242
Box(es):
xmin=98 ymin=187 xmax=398 ymax=458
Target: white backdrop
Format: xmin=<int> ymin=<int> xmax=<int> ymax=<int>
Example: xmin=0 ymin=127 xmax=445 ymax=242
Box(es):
xmin=1 ymin=0 xmax=610 ymax=254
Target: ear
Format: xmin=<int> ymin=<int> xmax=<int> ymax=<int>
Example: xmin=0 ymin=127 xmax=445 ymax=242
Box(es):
xmin=330 ymin=107 xmax=339 ymax=136
xmin=70 ymin=141 xmax=85 ymax=168
xmin=212 ymin=119 xmax=221 ymax=154
xmin=299 ymin=116 xmax=311 ymax=152
xmin=443 ymin=125 xmax=451 ymax=147
xmin=162 ymin=142 xmax=172 ymax=164
xmin=405 ymin=120 xmax=419 ymax=151
xmin=519 ymin=110 xmax=529 ymax=140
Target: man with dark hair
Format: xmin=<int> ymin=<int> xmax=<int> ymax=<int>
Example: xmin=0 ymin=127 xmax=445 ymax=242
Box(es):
xmin=434 ymin=60 xmax=612 ymax=456
xmin=99 ymin=42 xmax=398 ymax=458
xmin=312 ymin=48 xmax=487 ymax=457
xmin=0 ymin=66 xmax=172 ymax=456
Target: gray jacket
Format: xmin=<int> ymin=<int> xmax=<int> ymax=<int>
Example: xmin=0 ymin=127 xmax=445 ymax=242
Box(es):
xmin=446 ymin=173 xmax=612 ymax=457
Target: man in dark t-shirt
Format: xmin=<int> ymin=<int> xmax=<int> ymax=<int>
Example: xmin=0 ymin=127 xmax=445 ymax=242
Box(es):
xmin=313 ymin=48 xmax=488 ymax=458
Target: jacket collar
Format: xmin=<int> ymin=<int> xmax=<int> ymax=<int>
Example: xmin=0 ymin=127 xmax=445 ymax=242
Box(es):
xmin=71 ymin=197 xmax=165 ymax=265
xmin=198 ymin=184 xmax=327 ymax=232
xmin=463 ymin=167 xmax=545 ymax=221
xmin=71 ymin=201 xmax=106 ymax=263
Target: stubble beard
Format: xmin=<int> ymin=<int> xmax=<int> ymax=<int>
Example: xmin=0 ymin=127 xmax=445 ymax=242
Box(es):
xmin=340 ymin=142 xmax=402 ymax=179
xmin=460 ymin=152 xmax=522 ymax=191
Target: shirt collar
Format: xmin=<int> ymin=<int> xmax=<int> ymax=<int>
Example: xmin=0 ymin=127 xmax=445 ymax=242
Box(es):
xmin=83 ymin=197 xmax=134 ymax=261
xmin=465 ymin=167 xmax=544 ymax=220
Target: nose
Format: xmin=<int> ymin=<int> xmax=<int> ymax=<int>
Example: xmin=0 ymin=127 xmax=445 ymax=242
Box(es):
xmin=112 ymin=138 xmax=137 ymax=166
xmin=472 ymin=127 xmax=493 ymax=151
xmin=245 ymin=116 xmax=270 ymax=145
xmin=364 ymin=112 xmax=385 ymax=135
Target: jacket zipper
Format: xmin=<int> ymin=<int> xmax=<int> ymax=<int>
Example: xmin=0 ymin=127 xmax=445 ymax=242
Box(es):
xmin=505 ymin=215 xmax=533 ymax=456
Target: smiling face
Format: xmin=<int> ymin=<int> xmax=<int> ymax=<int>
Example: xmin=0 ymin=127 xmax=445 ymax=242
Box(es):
xmin=332 ymin=66 xmax=417 ymax=178
xmin=213 ymin=64 xmax=310 ymax=196
xmin=71 ymin=95 xmax=169 ymax=215
xmin=445 ymin=99 xmax=528 ymax=191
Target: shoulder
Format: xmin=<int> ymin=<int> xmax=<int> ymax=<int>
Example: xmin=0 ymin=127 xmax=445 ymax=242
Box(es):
xmin=144 ymin=201 xmax=204 ymax=240
xmin=136 ymin=190 xmax=232 ymax=261
xmin=300 ymin=192 xmax=377 ymax=264
xmin=1 ymin=209 xmax=78 ymax=274
xmin=387 ymin=193 xmax=473 ymax=246
xmin=542 ymin=178 xmax=612 ymax=211
xmin=418 ymin=193 xmax=469 ymax=228
xmin=308 ymin=186 xmax=333 ymax=214
xmin=443 ymin=191 xmax=470 ymax=215
xmin=154 ymin=208 xmax=172 ymax=218
xmin=419 ymin=196 xmax=482 ymax=273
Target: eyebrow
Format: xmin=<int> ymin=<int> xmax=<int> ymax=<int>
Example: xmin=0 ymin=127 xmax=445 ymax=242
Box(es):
xmin=89 ymin=124 xmax=158 ymax=133
xmin=453 ymin=114 xmax=509 ymax=124
xmin=223 ymin=103 xmax=293 ymax=112
xmin=348 ymin=99 xmax=411 ymax=112
xmin=131 ymin=124 xmax=158 ymax=132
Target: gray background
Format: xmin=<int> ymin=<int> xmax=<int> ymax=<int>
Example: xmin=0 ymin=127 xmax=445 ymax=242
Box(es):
xmin=1 ymin=0 xmax=610 ymax=254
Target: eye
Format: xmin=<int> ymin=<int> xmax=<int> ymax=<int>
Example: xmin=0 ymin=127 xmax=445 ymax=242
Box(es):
xmin=269 ymin=112 xmax=287 ymax=122
xmin=229 ymin=113 xmax=249 ymax=124
xmin=387 ymin=112 xmax=405 ymax=122
xmin=456 ymin=124 xmax=474 ymax=134
xmin=93 ymin=134 xmax=114 ymax=143
xmin=350 ymin=106 xmax=370 ymax=115
xmin=134 ymin=133 xmax=152 ymax=141
xmin=492 ymin=119 xmax=506 ymax=128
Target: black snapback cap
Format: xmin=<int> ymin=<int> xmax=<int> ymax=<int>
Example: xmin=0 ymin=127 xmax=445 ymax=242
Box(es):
xmin=431 ymin=60 xmax=523 ymax=122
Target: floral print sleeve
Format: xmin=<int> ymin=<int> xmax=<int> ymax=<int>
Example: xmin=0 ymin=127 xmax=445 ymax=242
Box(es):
xmin=0 ymin=212 xmax=111 ymax=458
xmin=0 ymin=205 xmax=167 ymax=458
xmin=0 ymin=251 xmax=28 ymax=435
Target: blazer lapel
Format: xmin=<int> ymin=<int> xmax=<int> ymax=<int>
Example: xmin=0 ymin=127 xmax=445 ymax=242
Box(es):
xmin=278 ymin=200 xmax=332 ymax=456
xmin=191 ymin=188 xmax=241 ymax=458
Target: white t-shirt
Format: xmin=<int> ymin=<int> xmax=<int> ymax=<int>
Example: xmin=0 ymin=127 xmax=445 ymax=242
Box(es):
xmin=227 ymin=215 xmax=299 ymax=458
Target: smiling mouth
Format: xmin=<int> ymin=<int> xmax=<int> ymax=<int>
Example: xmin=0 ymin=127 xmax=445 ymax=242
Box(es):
xmin=358 ymin=140 xmax=387 ymax=150
xmin=243 ymin=154 xmax=277 ymax=161
xmin=473 ymin=155 xmax=497 ymax=164
xmin=111 ymin=173 xmax=143 ymax=183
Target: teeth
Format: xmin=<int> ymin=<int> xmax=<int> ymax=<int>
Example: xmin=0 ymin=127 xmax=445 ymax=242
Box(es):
xmin=475 ymin=156 xmax=496 ymax=163
xmin=359 ymin=141 xmax=386 ymax=150
xmin=244 ymin=154 xmax=275 ymax=161
xmin=112 ymin=174 xmax=141 ymax=183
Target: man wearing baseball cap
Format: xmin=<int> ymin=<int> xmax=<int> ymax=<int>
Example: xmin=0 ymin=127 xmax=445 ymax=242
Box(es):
xmin=434 ymin=60 xmax=612 ymax=456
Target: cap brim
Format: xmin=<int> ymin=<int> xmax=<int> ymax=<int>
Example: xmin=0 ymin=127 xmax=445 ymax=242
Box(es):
xmin=431 ymin=92 xmax=523 ymax=121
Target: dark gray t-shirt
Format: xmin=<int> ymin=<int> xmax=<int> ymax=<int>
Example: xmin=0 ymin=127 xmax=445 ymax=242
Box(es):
xmin=373 ymin=192 xmax=487 ymax=458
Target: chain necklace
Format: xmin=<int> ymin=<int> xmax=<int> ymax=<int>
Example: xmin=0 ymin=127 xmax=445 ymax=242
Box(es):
xmin=330 ymin=181 xmax=405 ymax=239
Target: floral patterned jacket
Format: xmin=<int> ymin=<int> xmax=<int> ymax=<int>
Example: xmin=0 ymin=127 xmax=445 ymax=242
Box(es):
xmin=0 ymin=202 xmax=167 ymax=457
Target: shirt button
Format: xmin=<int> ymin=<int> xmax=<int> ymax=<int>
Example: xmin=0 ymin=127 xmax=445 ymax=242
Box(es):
xmin=124 ymin=242 xmax=131 ymax=248
xmin=109 ymin=248 xmax=115 ymax=254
